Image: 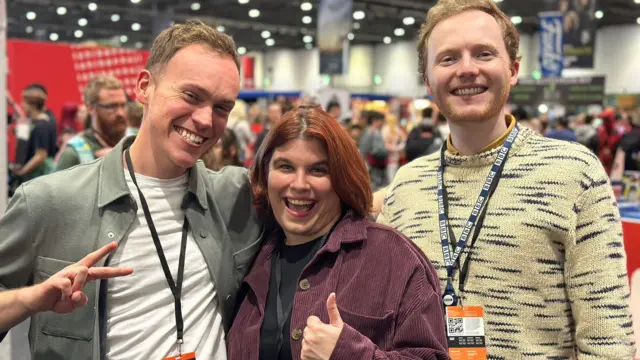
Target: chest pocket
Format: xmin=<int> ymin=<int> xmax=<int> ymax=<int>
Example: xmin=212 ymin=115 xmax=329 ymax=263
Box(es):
xmin=336 ymin=305 xmax=395 ymax=346
xmin=33 ymin=256 xmax=96 ymax=341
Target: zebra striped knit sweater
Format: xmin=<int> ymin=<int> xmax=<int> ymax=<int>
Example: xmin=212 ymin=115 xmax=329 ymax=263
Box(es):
xmin=377 ymin=122 xmax=636 ymax=359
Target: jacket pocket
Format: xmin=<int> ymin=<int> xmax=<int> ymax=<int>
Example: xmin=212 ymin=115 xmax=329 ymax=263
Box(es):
xmin=336 ymin=305 xmax=395 ymax=346
xmin=233 ymin=235 xmax=262 ymax=274
xmin=33 ymin=256 xmax=95 ymax=341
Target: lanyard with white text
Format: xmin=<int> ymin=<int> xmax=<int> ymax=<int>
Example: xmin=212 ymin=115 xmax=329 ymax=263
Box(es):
xmin=125 ymin=149 xmax=189 ymax=355
xmin=438 ymin=125 xmax=519 ymax=307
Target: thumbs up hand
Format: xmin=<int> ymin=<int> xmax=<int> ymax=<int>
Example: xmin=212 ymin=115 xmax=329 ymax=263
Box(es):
xmin=301 ymin=293 xmax=344 ymax=360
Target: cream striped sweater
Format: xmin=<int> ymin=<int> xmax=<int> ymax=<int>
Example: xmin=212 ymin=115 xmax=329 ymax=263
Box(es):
xmin=377 ymin=125 xmax=636 ymax=359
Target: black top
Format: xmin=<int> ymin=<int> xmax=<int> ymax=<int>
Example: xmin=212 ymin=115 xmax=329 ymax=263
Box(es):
xmin=259 ymin=237 xmax=324 ymax=360
xmin=619 ymin=127 xmax=640 ymax=171
xmin=23 ymin=119 xmax=56 ymax=165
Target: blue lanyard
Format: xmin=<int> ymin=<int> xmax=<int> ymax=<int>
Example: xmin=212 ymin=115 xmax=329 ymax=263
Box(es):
xmin=438 ymin=125 xmax=519 ymax=306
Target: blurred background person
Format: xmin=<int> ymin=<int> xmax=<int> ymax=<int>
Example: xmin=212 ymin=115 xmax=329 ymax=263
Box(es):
xmin=227 ymin=99 xmax=255 ymax=164
xmin=405 ymin=116 xmax=443 ymax=162
xmin=255 ymin=102 xmax=283 ymax=152
xmin=359 ymin=111 xmax=388 ymax=190
xmin=326 ymin=100 xmax=341 ymax=120
xmin=200 ymin=128 xmax=243 ymax=171
xmin=125 ymin=101 xmax=144 ymax=137
xmin=382 ymin=113 xmax=406 ymax=182
xmin=546 ymin=116 xmax=578 ymax=142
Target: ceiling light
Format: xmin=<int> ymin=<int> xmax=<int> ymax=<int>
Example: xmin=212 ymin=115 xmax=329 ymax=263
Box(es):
xmin=238 ymin=0 xmax=249 ymax=3
xmin=383 ymin=36 xmax=391 ymax=44
xmin=26 ymin=12 xmax=36 ymax=20
xmin=353 ymin=11 xmax=365 ymax=20
xmin=132 ymin=23 xmax=141 ymax=31
xmin=302 ymin=16 xmax=312 ymax=24
xmin=301 ymin=2 xmax=312 ymax=11
xmin=595 ymin=10 xmax=603 ymax=19
xmin=238 ymin=47 xmax=247 ymax=55
xmin=305 ymin=43 xmax=313 ymax=50
xmin=131 ymin=0 xmax=141 ymax=3
xmin=135 ymin=41 xmax=144 ymax=49
xmin=78 ymin=18 xmax=88 ymax=26
xmin=511 ymin=16 xmax=522 ymax=24
xmin=191 ymin=2 xmax=201 ymax=11
xmin=74 ymin=30 xmax=83 ymax=38
xmin=353 ymin=22 xmax=360 ymax=29
xmin=403 ymin=16 xmax=415 ymax=25
xmin=249 ymin=9 xmax=260 ymax=18
xmin=347 ymin=33 xmax=354 ymax=40
xmin=88 ymin=3 xmax=97 ymax=11
xmin=394 ymin=28 xmax=405 ymax=36
xmin=265 ymin=38 xmax=275 ymax=46
xmin=217 ymin=25 xmax=225 ymax=32
xmin=56 ymin=7 xmax=67 ymax=15
xmin=26 ymin=26 xmax=33 ymax=33
xmin=637 ymin=17 xmax=640 ymax=24
xmin=303 ymin=35 xmax=313 ymax=43
xmin=261 ymin=30 xmax=271 ymax=39
xmin=636 ymin=0 xmax=640 ymax=3
xmin=111 ymin=14 xmax=120 ymax=22
xmin=120 ymin=35 xmax=128 ymax=43
xmin=493 ymin=0 xmax=503 ymax=2
xmin=538 ymin=104 xmax=548 ymax=114
xmin=49 ymin=33 xmax=59 ymax=41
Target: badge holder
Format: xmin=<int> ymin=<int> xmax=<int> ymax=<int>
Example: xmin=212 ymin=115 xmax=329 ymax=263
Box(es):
xmin=162 ymin=340 xmax=196 ymax=360
xmin=445 ymin=305 xmax=487 ymax=360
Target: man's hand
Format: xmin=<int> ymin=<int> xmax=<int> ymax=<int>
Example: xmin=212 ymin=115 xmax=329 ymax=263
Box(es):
xmin=301 ymin=293 xmax=344 ymax=360
xmin=17 ymin=241 xmax=133 ymax=314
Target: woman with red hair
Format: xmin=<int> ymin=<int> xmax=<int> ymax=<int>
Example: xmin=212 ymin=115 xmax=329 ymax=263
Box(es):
xmin=227 ymin=106 xmax=447 ymax=360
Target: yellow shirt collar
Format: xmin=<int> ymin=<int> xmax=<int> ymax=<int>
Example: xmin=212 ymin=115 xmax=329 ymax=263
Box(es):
xmin=447 ymin=115 xmax=516 ymax=155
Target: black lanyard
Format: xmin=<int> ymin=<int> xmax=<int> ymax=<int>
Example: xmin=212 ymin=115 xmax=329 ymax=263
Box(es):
xmin=125 ymin=149 xmax=188 ymax=353
xmin=438 ymin=125 xmax=519 ymax=307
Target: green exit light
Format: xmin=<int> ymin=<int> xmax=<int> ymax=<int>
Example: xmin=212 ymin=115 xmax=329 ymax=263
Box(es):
xmin=373 ymin=74 xmax=382 ymax=85
xmin=532 ymin=71 xmax=542 ymax=80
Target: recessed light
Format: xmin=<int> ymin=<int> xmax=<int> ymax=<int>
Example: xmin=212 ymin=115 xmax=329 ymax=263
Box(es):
xmin=111 ymin=14 xmax=120 ymax=22
xmin=511 ymin=16 xmax=522 ymax=24
xmin=383 ymin=36 xmax=391 ymax=44
xmin=249 ymin=9 xmax=260 ymax=18
xmin=347 ymin=33 xmax=354 ymax=40
xmin=261 ymin=30 xmax=271 ymax=39
xmin=131 ymin=0 xmax=141 ymax=3
xmin=595 ymin=10 xmax=603 ymax=19
xmin=303 ymin=35 xmax=313 ymax=43
xmin=353 ymin=22 xmax=360 ymax=29
xmin=302 ymin=16 xmax=312 ymax=24
xmin=26 ymin=12 xmax=36 ymax=20
xmin=25 ymin=26 xmax=33 ymax=33
xmin=353 ymin=11 xmax=365 ymax=20
xmin=538 ymin=104 xmax=549 ymax=113
xmin=135 ymin=41 xmax=144 ymax=49
xmin=637 ymin=17 xmax=640 ymax=24
xmin=217 ymin=25 xmax=225 ymax=32
xmin=120 ymin=35 xmax=128 ymax=43
xmin=191 ymin=2 xmax=201 ymax=11
xmin=305 ymin=43 xmax=313 ymax=50
xmin=88 ymin=3 xmax=98 ymax=11
xmin=266 ymin=38 xmax=275 ymax=46
xmin=403 ymin=17 xmax=415 ymax=25
xmin=238 ymin=47 xmax=247 ymax=55
xmin=132 ymin=23 xmax=141 ymax=31
xmin=49 ymin=33 xmax=59 ymax=41
xmin=635 ymin=0 xmax=640 ymax=3
xmin=394 ymin=28 xmax=405 ymax=36
xmin=74 ymin=30 xmax=83 ymax=38
xmin=78 ymin=18 xmax=88 ymax=27
xmin=493 ymin=0 xmax=503 ymax=2
xmin=301 ymin=2 xmax=312 ymax=11
xmin=238 ymin=0 xmax=249 ymax=3
xmin=56 ymin=7 xmax=67 ymax=15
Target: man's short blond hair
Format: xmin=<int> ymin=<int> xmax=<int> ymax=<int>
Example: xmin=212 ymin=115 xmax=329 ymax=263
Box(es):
xmin=145 ymin=20 xmax=240 ymax=74
xmin=83 ymin=75 xmax=124 ymax=104
xmin=417 ymin=0 xmax=521 ymax=80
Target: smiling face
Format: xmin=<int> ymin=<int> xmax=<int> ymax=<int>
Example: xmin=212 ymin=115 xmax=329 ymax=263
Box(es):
xmin=425 ymin=10 xmax=519 ymax=125
xmin=135 ymin=44 xmax=239 ymax=177
xmin=267 ymin=138 xmax=342 ymax=245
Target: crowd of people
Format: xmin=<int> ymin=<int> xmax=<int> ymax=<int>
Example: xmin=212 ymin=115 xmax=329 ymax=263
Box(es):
xmin=0 ymin=0 xmax=638 ymax=359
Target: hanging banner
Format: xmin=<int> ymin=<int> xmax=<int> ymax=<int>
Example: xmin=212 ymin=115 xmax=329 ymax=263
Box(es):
xmin=538 ymin=11 xmax=564 ymax=78
xmin=317 ymin=0 xmax=352 ymax=75
xmin=554 ymin=0 xmax=597 ymax=68
xmin=509 ymin=76 xmax=605 ymax=108
xmin=241 ymin=56 xmax=256 ymax=90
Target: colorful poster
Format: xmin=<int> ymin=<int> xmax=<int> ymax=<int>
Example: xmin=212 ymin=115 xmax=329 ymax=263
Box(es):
xmin=538 ymin=11 xmax=564 ymax=78
xmin=551 ymin=0 xmax=597 ymax=68
xmin=317 ymin=0 xmax=352 ymax=75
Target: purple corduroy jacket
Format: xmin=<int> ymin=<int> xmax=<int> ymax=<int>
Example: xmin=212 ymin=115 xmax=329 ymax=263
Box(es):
xmin=227 ymin=211 xmax=449 ymax=360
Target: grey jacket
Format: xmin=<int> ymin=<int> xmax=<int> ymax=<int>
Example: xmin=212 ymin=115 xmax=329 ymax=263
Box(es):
xmin=0 ymin=137 xmax=264 ymax=359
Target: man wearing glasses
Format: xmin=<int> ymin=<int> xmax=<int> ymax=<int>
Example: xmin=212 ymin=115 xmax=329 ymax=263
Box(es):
xmin=55 ymin=75 xmax=128 ymax=171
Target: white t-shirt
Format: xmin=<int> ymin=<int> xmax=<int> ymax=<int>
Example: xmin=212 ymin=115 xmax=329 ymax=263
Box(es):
xmin=105 ymin=170 xmax=226 ymax=360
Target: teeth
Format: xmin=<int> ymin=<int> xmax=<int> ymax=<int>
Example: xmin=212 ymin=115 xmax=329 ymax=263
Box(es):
xmin=455 ymin=87 xmax=485 ymax=96
xmin=288 ymin=199 xmax=313 ymax=205
xmin=175 ymin=126 xmax=204 ymax=145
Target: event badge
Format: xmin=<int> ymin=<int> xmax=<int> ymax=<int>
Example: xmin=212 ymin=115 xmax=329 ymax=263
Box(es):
xmin=446 ymin=306 xmax=487 ymax=360
xmin=162 ymin=352 xmax=196 ymax=360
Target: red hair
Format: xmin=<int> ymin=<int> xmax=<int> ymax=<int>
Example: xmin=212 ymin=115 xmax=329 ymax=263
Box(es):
xmin=250 ymin=105 xmax=372 ymax=223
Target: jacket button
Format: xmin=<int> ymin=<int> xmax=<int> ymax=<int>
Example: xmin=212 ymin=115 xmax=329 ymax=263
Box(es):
xmin=226 ymin=295 xmax=231 ymax=301
xmin=291 ymin=328 xmax=303 ymax=341
xmin=299 ymin=279 xmax=310 ymax=291
xmin=107 ymin=232 xmax=115 ymax=239
xmin=200 ymin=230 xmax=207 ymax=238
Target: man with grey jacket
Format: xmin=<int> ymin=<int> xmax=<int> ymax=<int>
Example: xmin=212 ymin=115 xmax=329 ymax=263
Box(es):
xmin=0 ymin=20 xmax=263 ymax=359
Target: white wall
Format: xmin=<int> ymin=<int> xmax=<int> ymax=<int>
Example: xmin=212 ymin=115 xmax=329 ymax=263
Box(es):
xmin=372 ymin=40 xmax=423 ymax=97
xmin=523 ymin=25 xmax=640 ymax=94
